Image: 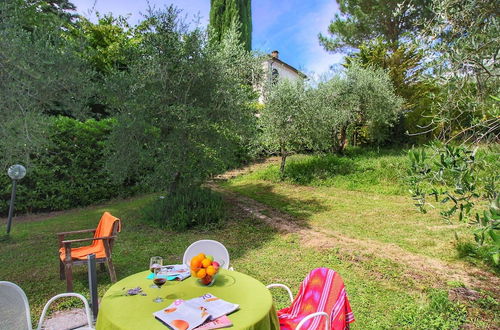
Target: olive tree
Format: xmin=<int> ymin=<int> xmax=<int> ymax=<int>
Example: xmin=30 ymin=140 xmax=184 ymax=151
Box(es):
xmin=0 ymin=1 xmax=95 ymax=168
xmin=314 ymin=64 xmax=404 ymax=152
xmin=419 ymin=0 xmax=499 ymax=142
xmin=260 ymin=79 xmax=319 ymax=177
xmin=103 ymin=6 xmax=262 ymax=192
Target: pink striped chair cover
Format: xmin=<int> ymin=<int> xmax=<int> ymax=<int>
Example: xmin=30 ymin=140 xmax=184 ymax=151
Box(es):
xmin=277 ymin=268 xmax=355 ymax=330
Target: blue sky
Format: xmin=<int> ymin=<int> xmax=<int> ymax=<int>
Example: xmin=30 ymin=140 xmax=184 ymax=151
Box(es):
xmin=71 ymin=0 xmax=344 ymax=77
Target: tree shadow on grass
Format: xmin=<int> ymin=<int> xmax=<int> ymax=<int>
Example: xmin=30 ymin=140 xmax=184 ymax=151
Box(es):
xmin=282 ymin=154 xmax=358 ymax=185
xmin=226 ymin=182 xmax=328 ymax=229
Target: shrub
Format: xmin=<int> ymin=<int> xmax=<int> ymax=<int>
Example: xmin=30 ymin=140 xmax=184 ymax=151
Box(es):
xmin=141 ymin=187 xmax=226 ymax=231
xmin=0 ymin=117 xmax=141 ymax=215
xmin=408 ymin=143 xmax=499 ymax=264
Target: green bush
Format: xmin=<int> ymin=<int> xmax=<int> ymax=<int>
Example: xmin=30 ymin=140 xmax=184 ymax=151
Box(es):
xmin=0 ymin=117 xmax=142 ymax=215
xmin=456 ymin=240 xmax=500 ymax=273
xmin=142 ymin=187 xmax=226 ymax=231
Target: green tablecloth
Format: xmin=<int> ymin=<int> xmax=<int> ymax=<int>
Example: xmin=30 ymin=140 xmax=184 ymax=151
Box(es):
xmin=96 ymin=269 xmax=280 ymax=330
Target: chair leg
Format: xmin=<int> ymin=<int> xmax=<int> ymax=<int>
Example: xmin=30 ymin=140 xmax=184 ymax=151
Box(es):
xmin=65 ymin=262 xmax=74 ymax=292
xmin=106 ymin=258 xmax=117 ymax=283
xmin=60 ymin=260 xmax=65 ymax=280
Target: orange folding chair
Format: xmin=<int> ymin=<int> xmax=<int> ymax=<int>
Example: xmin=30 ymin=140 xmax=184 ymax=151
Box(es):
xmin=57 ymin=212 xmax=121 ymax=291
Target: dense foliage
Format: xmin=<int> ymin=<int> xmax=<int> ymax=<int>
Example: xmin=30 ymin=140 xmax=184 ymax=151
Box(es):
xmin=260 ymin=64 xmax=402 ymax=176
xmin=420 ymin=0 xmax=499 ymax=142
xmin=103 ymin=7 xmax=262 ymax=194
xmin=68 ymin=14 xmax=137 ymax=76
xmin=318 ymin=0 xmax=433 ymax=52
xmin=319 ymin=1 xmax=436 ymax=144
xmin=0 ymin=0 xmax=95 ymax=169
xmin=0 ymin=117 xmax=140 ymax=215
xmin=313 ymin=64 xmax=404 ymax=151
xmin=260 ymin=80 xmax=317 ymax=177
xmin=408 ymin=143 xmax=500 ymax=264
xmin=344 ymin=39 xmax=436 ymax=144
xmin=322 ymin=0 xmax=498 ymax=143
xmin=210 ymin=0 xmax=252 ymax=51
xmin=1 ymin=2 xmax=261 ymax=226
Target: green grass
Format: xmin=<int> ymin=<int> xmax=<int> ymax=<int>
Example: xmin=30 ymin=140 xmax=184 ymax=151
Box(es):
xmin=222 ymin=178 xmax=470 ymax=262
xmin=1 ymin=194 xmax=492 ymax=328
xmin=246 ymin=148 xmax=409 ymax=195
xmin=1 ymin=146 xmax=498 ymax=327
xmin=224 ymin=147 xmax=500 ymax=267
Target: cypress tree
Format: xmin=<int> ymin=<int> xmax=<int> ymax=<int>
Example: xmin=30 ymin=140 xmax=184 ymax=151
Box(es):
xmin=210 ymin=0 xmax=252 ymax=51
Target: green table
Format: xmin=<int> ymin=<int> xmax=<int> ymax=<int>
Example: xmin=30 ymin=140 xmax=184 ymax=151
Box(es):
xmin=96 ymin=269 xmax=280 ymax=330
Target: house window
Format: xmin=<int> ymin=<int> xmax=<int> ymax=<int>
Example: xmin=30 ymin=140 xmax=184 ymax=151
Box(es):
xmin=272 ymin=68 xmax=279 ymax=85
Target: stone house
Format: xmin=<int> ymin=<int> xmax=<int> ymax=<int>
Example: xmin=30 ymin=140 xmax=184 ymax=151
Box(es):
xmin=258 ymin=50 xmax=307 ymax=103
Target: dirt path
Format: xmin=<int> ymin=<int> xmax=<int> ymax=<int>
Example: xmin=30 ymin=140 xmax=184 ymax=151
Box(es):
xmin=210 ymin=160 xmax=500 ymax=296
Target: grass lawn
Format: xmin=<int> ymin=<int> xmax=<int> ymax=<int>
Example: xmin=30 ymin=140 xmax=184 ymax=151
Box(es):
xmin=223 ymin=148 xmax=499 ymax=265
xmin=0 ymin=196 xmax=496 ymax=329
xmin=0 ymin=148 xmax=498 ymax=328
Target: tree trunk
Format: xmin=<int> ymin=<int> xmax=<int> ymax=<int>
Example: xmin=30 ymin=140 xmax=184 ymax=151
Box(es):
xmin=169 ymin=171 xmax=181 ymax=194
xmin=332 ymin=126 xmax=348 ymax=154
xmin=279 ymin=147 xmax=287 ymax=180
xmin=338 ymin=126 xmax=348 ymax=153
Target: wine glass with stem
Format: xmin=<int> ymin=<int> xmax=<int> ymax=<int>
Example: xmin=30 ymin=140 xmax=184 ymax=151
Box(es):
xmin=149 ymin=256 xmax=163 ymax=288
xmin=152 ymin=267 xmax=166 ymax=303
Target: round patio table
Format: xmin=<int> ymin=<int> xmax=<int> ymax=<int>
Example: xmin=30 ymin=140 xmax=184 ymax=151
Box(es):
xmin=96 ymin=269 xmax=280 ymax=330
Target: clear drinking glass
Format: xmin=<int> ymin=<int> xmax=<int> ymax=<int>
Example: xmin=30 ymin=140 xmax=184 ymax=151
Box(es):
xmin=149 ymin=256 xmax=163 ymax=288
xmin=152 ymin=268 xmax=166 ymax=303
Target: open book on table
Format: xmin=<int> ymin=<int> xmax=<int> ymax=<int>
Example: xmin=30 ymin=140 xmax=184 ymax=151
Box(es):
xmin=161 ymin=264 xmax=191 ymax=281
xmin=153 ymin=293 xmax=238 ymax=330
xmin=148 ymin=265 xmax=191 ymax=281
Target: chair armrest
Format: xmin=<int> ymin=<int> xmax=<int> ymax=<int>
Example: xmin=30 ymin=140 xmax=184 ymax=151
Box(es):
xmin=57 ymin=229 xmax=96 ymax=248
xmin=61 ymin=236 xmax=116 ymax=244
xmin=266 ymin=283 xmax=294 ymax=303
xmin=37 ymin=293 xmax=94 ymax=330
xmin=57 ymin=229 xmax=97 ymax=236
xmin=296 ymin=312 xmax=330 ymax=330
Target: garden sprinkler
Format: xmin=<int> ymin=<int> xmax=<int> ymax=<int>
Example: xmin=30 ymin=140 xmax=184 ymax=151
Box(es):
xmin=6 ymin=164 xmax=26 ymax=235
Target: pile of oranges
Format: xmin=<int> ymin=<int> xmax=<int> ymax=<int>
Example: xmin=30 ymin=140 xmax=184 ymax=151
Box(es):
xmin=190 ymin=253 xmax=221 ymax=285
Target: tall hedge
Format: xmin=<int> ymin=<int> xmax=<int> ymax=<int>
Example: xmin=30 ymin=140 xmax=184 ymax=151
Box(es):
xmin=0 ymin=117 xmax=141 ymax=216
xmin=210 ymin=0 xmax=252 ymax=51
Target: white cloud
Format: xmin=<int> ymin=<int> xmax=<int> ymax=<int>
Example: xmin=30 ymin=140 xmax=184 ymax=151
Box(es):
xmin=295 ymin=0 xmax=345 ymax=77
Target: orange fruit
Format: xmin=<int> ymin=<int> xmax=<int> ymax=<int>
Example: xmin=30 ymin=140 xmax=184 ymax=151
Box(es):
xmin=197 ymin=253 xmax=206 ymax=260
xmin=201 ymin=258 xmax=211 ymax=268
xmin=190 ymin=257 xmax=202 ymax=269
xmin=191 ymin=257 xmax=203 ymax=268
xmin=206 ymin=265 xmax=216 ymax=276
xmin=196 ymin=268 xmax=206 ymax=278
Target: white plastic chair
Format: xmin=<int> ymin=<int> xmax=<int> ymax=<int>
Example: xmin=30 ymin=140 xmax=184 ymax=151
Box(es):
xmin=267 ymin=283 xmax=330 ymax=330
xmin=183 ymin=239 xmax=231 ymax=270
xmin=0 ymin=281 xmax=94 ymax=330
